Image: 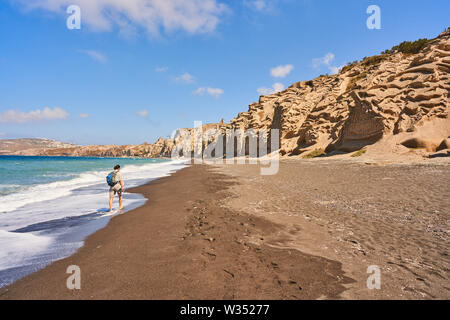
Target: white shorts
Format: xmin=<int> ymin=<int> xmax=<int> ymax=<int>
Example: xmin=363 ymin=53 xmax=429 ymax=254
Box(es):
xmin=109 ymin=183 xmax=122 ymax=198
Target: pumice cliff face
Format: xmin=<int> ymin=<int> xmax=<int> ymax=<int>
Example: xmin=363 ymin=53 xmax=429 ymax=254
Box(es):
xmin=225 ymin=29 xmax=449 ymax=157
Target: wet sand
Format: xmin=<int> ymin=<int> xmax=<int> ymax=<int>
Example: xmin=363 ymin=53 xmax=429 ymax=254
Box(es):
xmin=1 ymin=160 xmax=448 ymax=299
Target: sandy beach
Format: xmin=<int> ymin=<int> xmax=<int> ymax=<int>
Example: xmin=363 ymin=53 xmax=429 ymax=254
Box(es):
xmin=0 ymin=159 xmax=449 ymax=300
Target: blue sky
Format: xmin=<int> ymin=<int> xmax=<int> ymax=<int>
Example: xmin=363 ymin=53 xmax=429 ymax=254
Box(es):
xmin=0 ymin=0 xmax=448 ymax=145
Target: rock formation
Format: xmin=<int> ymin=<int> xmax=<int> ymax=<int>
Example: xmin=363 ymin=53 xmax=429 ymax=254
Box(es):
xmin=224 ymin=28 xmax=450 ymax=157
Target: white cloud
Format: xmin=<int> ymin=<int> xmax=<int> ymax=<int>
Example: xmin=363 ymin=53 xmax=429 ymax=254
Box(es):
xmin=312 ymin=53 xmax=335 ymax=68
xmin=245 ymin=0 xmax=266 ymax=11
xmin=244 ymin=0 xmax=273 ymax=12
xmin=312 ymin=53 xmax=342 ymax=75
xmin=155 ymin=66 xmax=168 ymax=72
xmin=270 ymin=64 xmax=293 ymax=78
xmin=175 ymin=73 xmax=195 ymax=84
xmin=79 ymin=50 xmax=107 ymax=63
xmin=329 ymin=65 xmax=344 ymax=75
xmin=272 ymin=83 xmax=285 ymax=92
xmin=257 ymin=83 xmax=284 ymax=96
xmin=14 ymin=0 xmax=228 ymax=36
xmin=194 ymin=87 xmax=224 ymax=98
xmin=0 ymin=107 xmax=69 ymax=124
xmin=79 ymin=113 xmax=90 ymax=118
xmin=137 ymin=109 xmax=149 ymax=117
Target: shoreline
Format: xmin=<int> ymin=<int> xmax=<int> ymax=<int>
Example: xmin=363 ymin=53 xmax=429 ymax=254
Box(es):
xmin=0 ymin=158 xmax=185 ymax=289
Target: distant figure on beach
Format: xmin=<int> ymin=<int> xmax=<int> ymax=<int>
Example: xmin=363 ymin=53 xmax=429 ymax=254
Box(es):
xmin=107 ymin=164 xmax=124 ymax=212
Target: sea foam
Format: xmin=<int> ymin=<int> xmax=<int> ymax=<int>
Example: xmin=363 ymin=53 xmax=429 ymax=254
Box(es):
xmin=0 ymin=159 xmax=187 ymax=288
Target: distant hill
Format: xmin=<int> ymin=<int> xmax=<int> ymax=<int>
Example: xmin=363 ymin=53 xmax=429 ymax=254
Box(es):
xmin=0 ymin=137 xmax=175 ymax=158
xmin=0 ymin=138 xmax=78 ymax=155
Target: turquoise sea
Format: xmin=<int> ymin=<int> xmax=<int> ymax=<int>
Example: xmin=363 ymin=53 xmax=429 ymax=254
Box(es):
xmin=0 ymin=155 xmax=186 ymax=287
xmin=0 ymin=156 xmax=170 ymax=196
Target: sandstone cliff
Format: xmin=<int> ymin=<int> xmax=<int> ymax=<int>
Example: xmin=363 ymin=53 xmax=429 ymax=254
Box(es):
xmin=224 ymin=28 xmax=450 ymax=157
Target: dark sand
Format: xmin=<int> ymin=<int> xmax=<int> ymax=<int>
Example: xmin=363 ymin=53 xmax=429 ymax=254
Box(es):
xmin=0 ymin=164 xmax=352 ymax=300
xmin=212 ymin=159 xmax=450 ymax=299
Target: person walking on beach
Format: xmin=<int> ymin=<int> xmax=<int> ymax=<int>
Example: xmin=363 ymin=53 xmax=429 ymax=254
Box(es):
xmin=108 ymin=164 xmax=124 ymax=212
